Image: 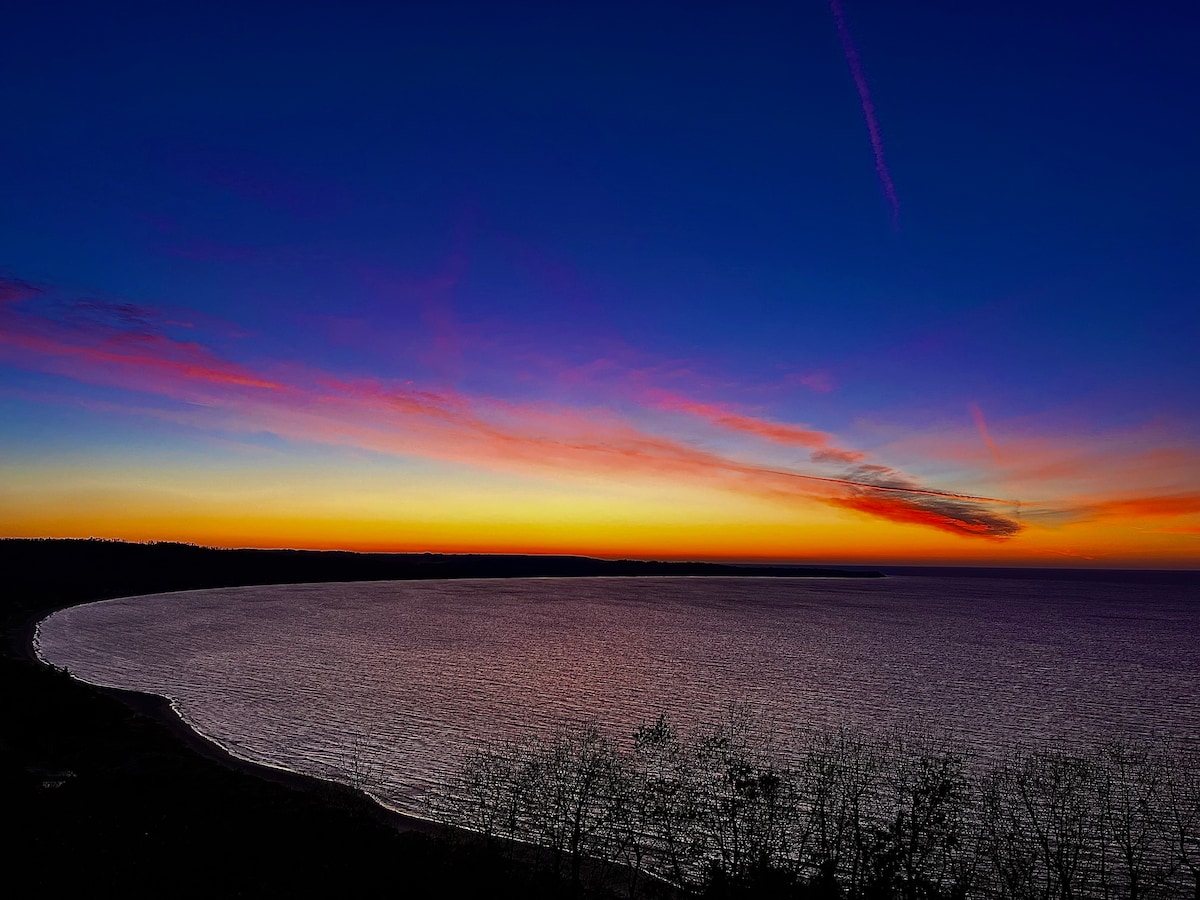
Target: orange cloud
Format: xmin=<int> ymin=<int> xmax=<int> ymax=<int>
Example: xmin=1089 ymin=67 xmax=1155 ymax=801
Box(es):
xmin=1074 ymin=493 xmax=1200 ymax=521
xmin=821 ymin=463 xmax=1022 ymax=539
xmin=830 ymin=493 xmax=1020 ymax=540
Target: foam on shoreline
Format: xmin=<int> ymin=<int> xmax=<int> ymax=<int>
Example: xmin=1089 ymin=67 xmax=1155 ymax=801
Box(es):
xmin=33 ymin=609 xmax=447 ymax=835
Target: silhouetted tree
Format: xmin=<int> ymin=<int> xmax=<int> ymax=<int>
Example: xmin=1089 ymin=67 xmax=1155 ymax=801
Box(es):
xmin=864 ymin=735 xmax=975 ymax=900
xmin=437 ymin=717 xmax=1200 ymax=900
xmin=1162 ymin=744 xmax=1200 ymax=900
xmin=622 ymin=713 xmax=703 ymax=894
xmin=1092 ymin=740 xmax=1176 ymax=900
xmin=692 ymin=707 xmax=803 ymax=893
xmin=525 ymin=724 xmax=624 ymax=895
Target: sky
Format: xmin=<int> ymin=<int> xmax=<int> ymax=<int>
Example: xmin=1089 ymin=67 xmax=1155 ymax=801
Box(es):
xmin=2 ymin=1 xmax=1198 ymax=567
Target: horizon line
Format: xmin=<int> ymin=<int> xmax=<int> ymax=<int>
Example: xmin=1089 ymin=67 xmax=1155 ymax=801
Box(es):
xmin=4 ymin=536 xmax=1198 ymax=573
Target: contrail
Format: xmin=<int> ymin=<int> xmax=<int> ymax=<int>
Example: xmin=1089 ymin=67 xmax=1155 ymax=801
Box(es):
xmin=829 ymin=0 xmax=900 ymax=226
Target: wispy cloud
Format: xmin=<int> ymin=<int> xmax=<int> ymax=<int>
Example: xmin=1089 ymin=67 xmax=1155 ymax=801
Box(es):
xmin=877 ymin=417 xmax=1200 ymax=501
xmin=0 ymin=282 xmax=1031 ymax=541
xmin=830 ymin=0 xmax=900 ymax=226
xmin=866 ymin=413 xmax=1200 ymax=545
xmin=827 ymin=464 xmax=1021 ymax=539
xmin=0 ymin=276 xmax=43 ymax=305
xmin=1073 ymin=493 xmax=1200 ymax=521
xmin=968 ymin=402 xmax=1002 ymax=462
xmin=0 ymin=299 xmax=284 ymax=393
xmin=643 ymin=389 xmax=864 ymax=462
xmin=793 ymin=370 xmax=835 ymax=394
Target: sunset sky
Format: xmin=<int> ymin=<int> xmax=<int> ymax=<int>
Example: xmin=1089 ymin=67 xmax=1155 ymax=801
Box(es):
xmin=2 ymin=1 xmax=1198 ymax=567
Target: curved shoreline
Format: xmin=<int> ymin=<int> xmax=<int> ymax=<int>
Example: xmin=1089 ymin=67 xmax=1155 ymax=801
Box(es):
xmin=31 ymin=609 xmax=450 ymax=838
xmin=0 ymin=539 xmax=891 ymax=897
xmin=26 ymin=571 xmax=890 ymax=833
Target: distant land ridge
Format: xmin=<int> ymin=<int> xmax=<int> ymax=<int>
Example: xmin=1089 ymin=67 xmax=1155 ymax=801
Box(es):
xmin=2 ymin=537 xmax=877 ymax=598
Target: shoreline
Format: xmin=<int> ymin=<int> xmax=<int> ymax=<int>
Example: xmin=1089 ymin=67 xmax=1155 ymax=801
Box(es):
xmin=8 ymin=544 xmax=879 ymax=850
xmin=93 ymin=674 xmax=451 ymax=837
xmin=0 ymin=540 xmax=600 ymax=896
xmin=28 ymin=609 xmax=452 ymax=839
xmin=21 ymin=568 xmax=867 ymax=842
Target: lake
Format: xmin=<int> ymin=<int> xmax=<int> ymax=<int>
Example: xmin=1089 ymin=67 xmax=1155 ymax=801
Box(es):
xmin=35 ymin=572 xmax=1200 ymax=818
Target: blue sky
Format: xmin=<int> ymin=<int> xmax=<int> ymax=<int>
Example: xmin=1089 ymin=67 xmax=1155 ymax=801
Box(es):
xmin=2 ymin=1 xmax=1198 ymax=564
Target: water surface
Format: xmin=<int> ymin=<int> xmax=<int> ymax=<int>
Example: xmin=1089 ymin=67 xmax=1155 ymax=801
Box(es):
xmin=36 ymin=574 xmax=1200 ymax=816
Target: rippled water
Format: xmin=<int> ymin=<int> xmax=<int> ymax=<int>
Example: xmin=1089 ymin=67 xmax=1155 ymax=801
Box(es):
xmin=36 ymin=574 xmax=1200 ymax=817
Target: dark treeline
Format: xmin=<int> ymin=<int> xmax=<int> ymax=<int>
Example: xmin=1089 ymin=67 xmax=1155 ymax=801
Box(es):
xmin=2 ymin=538 xmax=881 ymax=587
xmin=440 ymin=711 xmax=1200 ymax=900
xmin=2 ymin=538 xmax=877 ymax=637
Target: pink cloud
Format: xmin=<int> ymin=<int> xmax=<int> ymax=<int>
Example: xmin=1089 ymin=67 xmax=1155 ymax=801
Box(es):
xmin=879 ymin=419 xmax=1200 ymax=504
xmin=0 ymin=276 xmax=42 ymax=304
xmin=644 ymin=389 xmax=865 ymax=463
xmin=0 ymin=283 xmax=1026 ymax=541
xmin=968 ymin=402 xmax=1002 ymax=462
xmin=0 ymin=325 xmax=283 ymax=394
xmin=793 ymin=370 xmax=834 ymax=394
xmin=809 ymin=447 xmax=867 ymax=465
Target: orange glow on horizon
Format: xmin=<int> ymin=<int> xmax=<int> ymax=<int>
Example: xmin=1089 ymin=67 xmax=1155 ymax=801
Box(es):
xmin=4 ymin=471 xmax=1196 ymax=568
xmin=1 ymin=287 xmax=1198 ymax=569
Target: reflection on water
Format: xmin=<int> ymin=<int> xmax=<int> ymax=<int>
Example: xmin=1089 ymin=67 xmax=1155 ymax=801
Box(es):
xmin=36 ymin=575 xmax=1200 ymax=817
